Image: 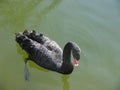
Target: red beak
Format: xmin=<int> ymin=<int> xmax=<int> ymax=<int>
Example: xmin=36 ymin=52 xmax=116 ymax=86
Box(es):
xmin=74 ymin=59 xmax=79 ymax=66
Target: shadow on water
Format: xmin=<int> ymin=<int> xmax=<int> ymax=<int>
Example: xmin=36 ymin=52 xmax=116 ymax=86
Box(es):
xmin=61 ymin=75 xmax=70 ymax=90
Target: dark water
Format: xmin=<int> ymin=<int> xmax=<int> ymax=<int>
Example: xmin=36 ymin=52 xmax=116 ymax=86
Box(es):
xmin=0 ymin=0 xmax=120 ymax=90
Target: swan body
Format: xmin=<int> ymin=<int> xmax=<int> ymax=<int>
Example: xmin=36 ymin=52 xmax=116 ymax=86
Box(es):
xmin=15 ymin=30 xmax=81 ymax=79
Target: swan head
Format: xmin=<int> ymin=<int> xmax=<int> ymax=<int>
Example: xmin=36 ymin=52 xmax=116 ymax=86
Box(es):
xmin=71 ymin=42 xmax=81 ymax=66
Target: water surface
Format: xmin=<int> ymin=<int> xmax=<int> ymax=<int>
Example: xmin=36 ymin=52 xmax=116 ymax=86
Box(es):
xmin=0 ymin=0 xmax=120 ymax=90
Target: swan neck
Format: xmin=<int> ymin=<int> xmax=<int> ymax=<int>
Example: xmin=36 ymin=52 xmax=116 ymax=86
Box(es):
xmin=63 ymin=42 xmax=72 ymax=62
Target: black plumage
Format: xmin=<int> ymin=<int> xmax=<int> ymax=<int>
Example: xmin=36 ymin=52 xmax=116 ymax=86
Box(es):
xmin=15 ymin=30 xmax=81 ymax=79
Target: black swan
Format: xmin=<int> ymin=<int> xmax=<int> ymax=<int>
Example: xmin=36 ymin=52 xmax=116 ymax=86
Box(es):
xmin=15 ymin=30 xmax=81 ymax=80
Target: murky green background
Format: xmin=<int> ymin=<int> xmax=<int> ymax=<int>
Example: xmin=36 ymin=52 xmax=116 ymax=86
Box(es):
xmin=0 ymin=0 xmax=120 ymax=90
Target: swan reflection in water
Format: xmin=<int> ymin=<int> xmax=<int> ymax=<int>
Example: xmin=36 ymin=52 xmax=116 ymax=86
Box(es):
xmin=61 ymin=75 xmax=70 ymax=90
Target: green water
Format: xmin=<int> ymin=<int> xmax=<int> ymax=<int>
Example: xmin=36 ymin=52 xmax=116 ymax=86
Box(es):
xmin=0 ymin=0 xmax=120 ymax=90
